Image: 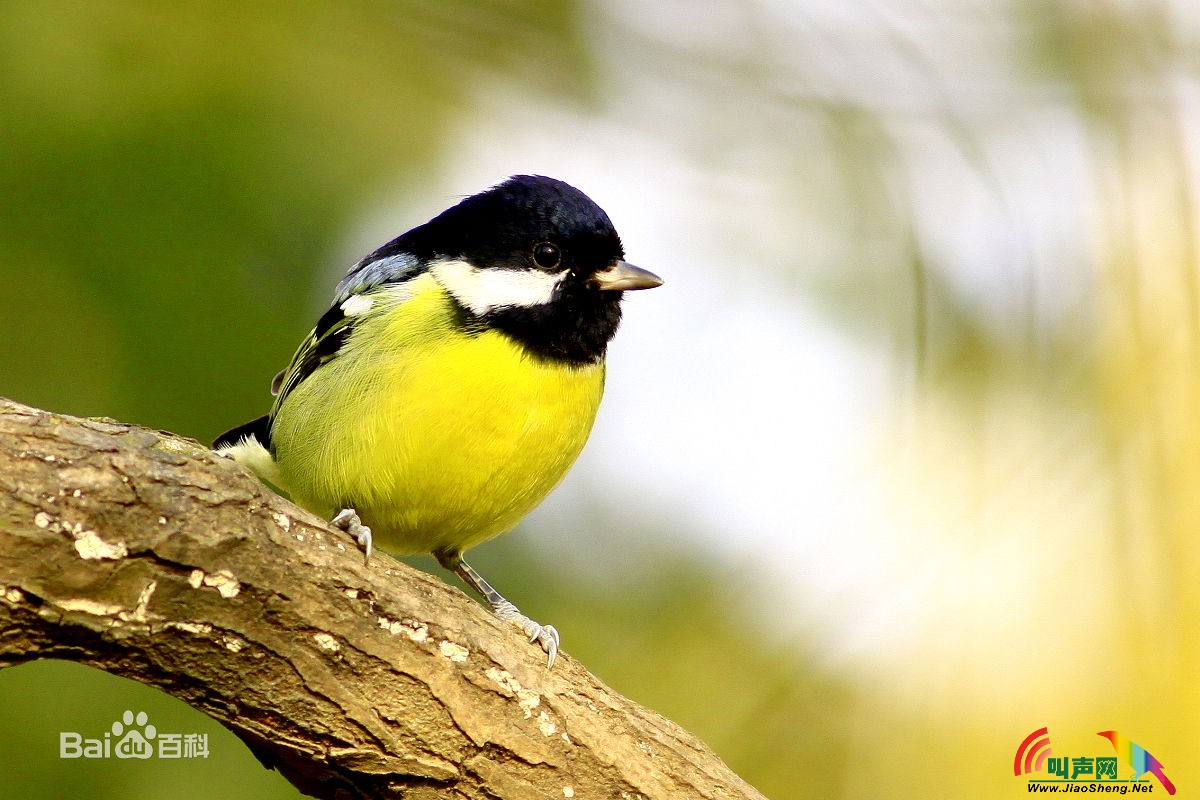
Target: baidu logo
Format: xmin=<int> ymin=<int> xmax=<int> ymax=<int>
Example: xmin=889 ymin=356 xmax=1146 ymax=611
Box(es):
xmin=60 ymin=710 xmax=209 ymax=760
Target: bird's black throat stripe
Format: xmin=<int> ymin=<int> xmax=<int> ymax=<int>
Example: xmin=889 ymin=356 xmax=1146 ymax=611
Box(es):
xmin=456 ymin=285 xmax=623 ymax=366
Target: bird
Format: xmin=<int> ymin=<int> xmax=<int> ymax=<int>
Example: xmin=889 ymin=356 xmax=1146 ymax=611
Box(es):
xmin=213 ymin=175 xmax=662 ymax=667
xmin=1097 ymin=730 xmax=1176 ymax=795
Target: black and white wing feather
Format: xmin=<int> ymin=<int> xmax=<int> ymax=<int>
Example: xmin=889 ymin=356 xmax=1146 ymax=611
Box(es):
xmin=270 ymin=252 xmax=427 ymax=411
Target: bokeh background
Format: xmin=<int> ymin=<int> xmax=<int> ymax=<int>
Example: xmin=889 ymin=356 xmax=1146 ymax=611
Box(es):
xmin=2 ymin=1 xmax=1198 ymax=798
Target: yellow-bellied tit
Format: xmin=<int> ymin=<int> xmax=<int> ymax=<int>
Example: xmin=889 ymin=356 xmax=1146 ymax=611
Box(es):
xmin=214 ymin=175 xmax=662 ymax=666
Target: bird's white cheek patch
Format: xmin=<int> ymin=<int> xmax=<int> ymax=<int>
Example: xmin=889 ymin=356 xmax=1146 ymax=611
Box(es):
xmin=431 ymin=258 xmax=567 ymax=315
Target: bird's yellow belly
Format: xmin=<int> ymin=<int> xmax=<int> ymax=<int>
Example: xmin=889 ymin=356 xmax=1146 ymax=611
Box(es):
xmin=271 ymin=298 xmax=605 ymax=556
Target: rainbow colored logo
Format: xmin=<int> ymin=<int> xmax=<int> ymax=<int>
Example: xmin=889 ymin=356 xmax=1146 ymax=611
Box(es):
xmin=1097 ymin=730 xmax=1175 ymax=795
xmin=1014 ymin=727 xmax=1176 ymax=795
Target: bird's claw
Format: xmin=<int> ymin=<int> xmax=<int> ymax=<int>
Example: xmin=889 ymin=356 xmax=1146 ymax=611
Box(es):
xmin=526 ymin=623 xmax=560 ymax=669
xmin=493 ymin=600 xmax=560 ymax=668
xmin=331 ymin=507 xmax=372 ymax=563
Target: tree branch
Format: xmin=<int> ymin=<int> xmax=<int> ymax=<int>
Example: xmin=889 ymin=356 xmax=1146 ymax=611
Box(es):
xmin=0 ymin=398 xmax=764 ymax=800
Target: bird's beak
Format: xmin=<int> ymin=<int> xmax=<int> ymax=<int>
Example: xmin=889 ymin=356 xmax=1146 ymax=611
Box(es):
xmin=588 ymin=261 xmax=663 ymax=291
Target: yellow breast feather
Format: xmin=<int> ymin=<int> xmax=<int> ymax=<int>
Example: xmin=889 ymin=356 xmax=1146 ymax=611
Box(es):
xmin=270 ymin=274 xmax=606 ymax=555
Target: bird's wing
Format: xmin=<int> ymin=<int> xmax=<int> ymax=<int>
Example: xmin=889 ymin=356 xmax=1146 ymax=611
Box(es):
xmin=334 ymin=251 xmax=425 ymax=306
xmin=269 ymin=302 xmax=360 ymax=408
xmin=269 ymin=252 xmax=428 ymax=414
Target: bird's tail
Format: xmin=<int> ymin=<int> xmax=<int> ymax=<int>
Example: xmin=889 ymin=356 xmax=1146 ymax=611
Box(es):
xmin=1147 ymin=760 xmax=1176 ymax=795
xmin=213 ymin=415 xmax=272 ymax=452
xmin=213 ymin=415 xmax=290 ymax=493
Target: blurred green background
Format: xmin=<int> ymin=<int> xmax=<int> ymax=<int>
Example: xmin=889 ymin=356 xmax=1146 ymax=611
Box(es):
xmin=3 ymin=1 xmax=1199 ymax=798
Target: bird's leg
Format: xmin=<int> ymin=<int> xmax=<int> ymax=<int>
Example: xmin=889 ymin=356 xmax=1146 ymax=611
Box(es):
xmin=435 ymin=550 xmax=560 ymax=668
xmin=331 ymin=507 xmax=372 ymax=563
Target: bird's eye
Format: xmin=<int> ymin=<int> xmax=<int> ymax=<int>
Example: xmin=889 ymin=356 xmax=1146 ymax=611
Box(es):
xmin=532 ymin=242 xmax=561 ymax=270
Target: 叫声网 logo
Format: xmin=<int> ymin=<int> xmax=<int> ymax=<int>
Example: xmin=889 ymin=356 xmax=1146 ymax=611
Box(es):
xmin=60 ymin=710 xmax=209 ymax=760
xmin=1014 ymin=726 xmax=1176 ymax=795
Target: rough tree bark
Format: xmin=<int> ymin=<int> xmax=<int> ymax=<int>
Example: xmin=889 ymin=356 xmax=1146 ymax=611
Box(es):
xmin=0 ymin=398 xmax=766 ymax=800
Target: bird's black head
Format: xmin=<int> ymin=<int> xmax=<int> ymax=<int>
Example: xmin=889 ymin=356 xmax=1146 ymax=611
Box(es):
xmin=369 ymin=175 xmax=661 ymax=365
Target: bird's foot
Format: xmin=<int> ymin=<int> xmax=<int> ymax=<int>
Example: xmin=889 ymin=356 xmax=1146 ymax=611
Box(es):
xmin=492 ymin=599 xmax=559 ymax=669
xmin=437 ymin=554 xmax=561 ymax=668
xmin=331 ymin=507 xmax=372 ymax=563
